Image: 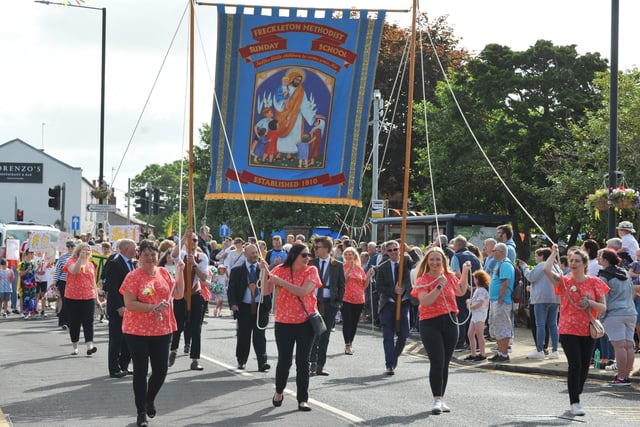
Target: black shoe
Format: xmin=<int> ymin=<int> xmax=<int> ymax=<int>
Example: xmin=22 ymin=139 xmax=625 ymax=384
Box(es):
xmin=168 ymin=351 xmax=177 ymax=367
xmin=109 ymin=371 xmax=127 ymax=378
xmin=385 ymin=367 xmax=395 ymax=376
xmin=316 ymin=368 xmax=329 ymax=376
xmin=86 ymin=346 xmax=97 ymax=356
xmin=309 ymin=363 xmax=317 ymax=376
xmin=272 ymin=393 xmax=283 ymax=407
xmin=298 ymin=402 xmax=312 ymax=412
xmin=190 ymin=360 xmax=204 ymax=371
xmin=463 ymin=354 xmax=477 ymax=361
xmin=146 ymin=402 xmax=156 ymax=418
xmin=124 ymin=370 xmax=134 ymax=375
xmin=136 ymin=414 xmax=148 ymax=427
xmin=258 ymin=363 xmax=271 ymax=372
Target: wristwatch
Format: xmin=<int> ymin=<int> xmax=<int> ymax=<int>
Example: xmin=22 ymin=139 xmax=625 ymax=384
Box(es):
xmin=436 ymin=284 xmax=442 ymax=290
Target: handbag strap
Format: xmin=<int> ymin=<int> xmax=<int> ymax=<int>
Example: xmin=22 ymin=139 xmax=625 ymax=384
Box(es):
xmin=559 ymin=275 xmax=596 ymax=319
xmin=297 ymin=296 xmax=311 ymax=316
xmin=288 ymin=268 xmax=312 ymax=316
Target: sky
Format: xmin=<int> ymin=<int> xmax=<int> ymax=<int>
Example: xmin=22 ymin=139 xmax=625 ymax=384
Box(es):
xmin=2 ymin=0 xmax=638 ymax=209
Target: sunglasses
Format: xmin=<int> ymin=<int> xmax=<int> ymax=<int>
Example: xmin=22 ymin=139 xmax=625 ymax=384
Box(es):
xmin=387 ymin=248 xmax=399 ymax=252
xmin=300 ymin=253 xmax=312 ymax=258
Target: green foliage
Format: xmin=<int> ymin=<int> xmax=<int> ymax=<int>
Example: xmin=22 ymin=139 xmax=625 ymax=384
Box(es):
xmin=412 ymin=40 xmax=608 ymax=256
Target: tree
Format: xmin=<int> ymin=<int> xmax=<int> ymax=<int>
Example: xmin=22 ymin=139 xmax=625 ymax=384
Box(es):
xmin=371 ymin=14 xmax=470 ymax=206
xmin=412 ymin=41 xmax=607 ymax=256
xmin=542 ymin=68 xmax=640 ymax=244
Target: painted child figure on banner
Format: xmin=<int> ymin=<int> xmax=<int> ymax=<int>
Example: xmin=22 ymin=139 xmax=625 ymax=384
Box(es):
xmin=275 ymin=76 xmax=290 ymax=110
xmin=296 ymin=134 xmax=310 ymax=168
xmin=308 ymin=115 xmax=325 ymax=167
xmin=251 ymin=128 xmax=267 ymax=164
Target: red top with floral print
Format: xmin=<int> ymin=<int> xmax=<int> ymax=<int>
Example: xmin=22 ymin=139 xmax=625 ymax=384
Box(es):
xmin=412 ymin=272 xmax=460 ymax=320
xmin=272 ymin=264 xmax=321 ymax=324
xmin=120 ymin=267 xmax=178 ymax=336
xmin=342 ymin=264 xmax=368 ymax=304
xmin=555 ymin=276 xmax=609 ymax=336
xmin=63 ymin=258 xmax=97 ymax=300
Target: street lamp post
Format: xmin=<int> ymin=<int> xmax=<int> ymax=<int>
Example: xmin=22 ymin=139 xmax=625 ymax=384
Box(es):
xmin=35 ymin=0 xmax=107 ymax=194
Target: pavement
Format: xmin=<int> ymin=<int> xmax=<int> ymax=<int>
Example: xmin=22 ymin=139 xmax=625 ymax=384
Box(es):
xmin=2 ymin=308 xmax=639 ymax=426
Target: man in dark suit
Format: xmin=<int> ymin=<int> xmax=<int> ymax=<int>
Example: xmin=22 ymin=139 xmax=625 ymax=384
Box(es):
xmin=227 ymin=243 xmax=272 ymax=371
xmin=309 ymin=236 xmax=345 ymax=376
xmin=376 ymin=240 xmax=421 ymax=375
xmin=102 ymin=239 xmax=136 ymax=378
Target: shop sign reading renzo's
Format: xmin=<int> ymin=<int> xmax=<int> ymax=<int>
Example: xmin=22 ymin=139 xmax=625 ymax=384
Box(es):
xmin=0 ymin=163 xmax=43 ymax=183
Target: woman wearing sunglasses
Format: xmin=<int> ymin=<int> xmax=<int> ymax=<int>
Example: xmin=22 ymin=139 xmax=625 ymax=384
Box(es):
xmin=261 ymin=242 xmax=321 ymax=412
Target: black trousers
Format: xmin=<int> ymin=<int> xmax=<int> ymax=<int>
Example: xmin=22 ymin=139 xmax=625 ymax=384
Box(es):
xmin=560 ymin=334 xmax=595 ymax=404
xmin=170 ymin=294 xmax=204 ymax=358
xmin=124 ymin=333 xmax=171 ymax=416
xmin=420 ymin=314 xmax=458 ymax=397
xmin=340 ymin=302 xmax=364 ymax=345
xmin=170 ymin=299 xmax=186 ymax=352
xmin=66 ymin=298 xmax=95 ymax=344
xmin=108 ymin=310 xmax=131 ymax=374
xmin=55 ymin=280 xmax=69 ymax=327
xmin=274 ymin=321 xmax=314 ymax=403
xmin=236 ymin=303 xmax=268 ymax=367
xmin=309 ymin=300 xmax=338 ymax=368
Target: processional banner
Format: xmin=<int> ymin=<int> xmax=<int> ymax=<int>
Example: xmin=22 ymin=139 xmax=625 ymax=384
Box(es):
xmin=207 ymin=5 xmax=386 ymax=207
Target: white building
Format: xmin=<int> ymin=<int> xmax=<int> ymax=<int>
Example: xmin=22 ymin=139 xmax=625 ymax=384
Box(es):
xmin=0 ymin=138 xmax=99 ymax=235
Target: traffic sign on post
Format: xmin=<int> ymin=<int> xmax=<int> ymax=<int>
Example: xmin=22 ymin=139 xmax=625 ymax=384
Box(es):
xmin=86 ymin=204 xmax=117 ymax=213
xmin=371 ymin=199 xmax=385 ymax=218
xmin=71 ymin=216 xmax=80 ymax=231
xmin=220 ymin=223 xmax=230 ymax=238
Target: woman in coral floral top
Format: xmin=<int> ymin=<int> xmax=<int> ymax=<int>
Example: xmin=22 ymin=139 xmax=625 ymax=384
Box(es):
xmin=340 ymin=247 xmax=374 ymax=355
xmin=544 ymin=244 xmax=608 ymax=416
xmin=120 ymin=239 xmax=184 ymax=427
xmin=261 ymin=242 xmax=320 ymax=412
xmin=63 ymin=242 xmax=98 ymax=356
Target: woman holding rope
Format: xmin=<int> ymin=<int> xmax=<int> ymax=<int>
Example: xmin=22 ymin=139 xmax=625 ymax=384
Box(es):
xmin=121 ymin=239 xmax=185 ymax=427
xmin=411 ymin=246 xmax=471 ymax=415
xmin=261 ymin=242 xmax=321 ymax=412
xmin=543 ymin=244 xmax=607 ymax=417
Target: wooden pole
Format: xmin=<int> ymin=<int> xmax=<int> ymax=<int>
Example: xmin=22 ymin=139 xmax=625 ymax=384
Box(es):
xmin=395 ymin=1 xmax=417 ymax=331
xmin=185 ymin=0 xmax=196 ymax=312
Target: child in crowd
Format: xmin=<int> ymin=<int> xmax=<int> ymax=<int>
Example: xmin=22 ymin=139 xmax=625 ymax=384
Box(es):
xmin=19 ymin=250 xmax=38 ymax=319
xmin=464 ymin=270 xmax=491 ymax=362
xmin=628 ymin=249 xmax=640 ymax=285
xmin=211 ymin=264 xmax=228 ymax=317
xmin=0 ymin=259 xmax=15 ymax=318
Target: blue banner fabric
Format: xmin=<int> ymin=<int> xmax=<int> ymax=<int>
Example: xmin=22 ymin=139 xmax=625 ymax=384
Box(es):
xmin=207 ymin=6 xmax=386 ymax=207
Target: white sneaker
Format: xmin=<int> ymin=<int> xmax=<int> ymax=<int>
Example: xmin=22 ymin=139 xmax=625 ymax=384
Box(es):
xmin=440 ymin=400 xmax=450 ymax=413
xmin=548 ymin=351 xmax=560 ymax=359
xmin=571 ymin=403 xmax=585 ymax=416
xmin=605 ymin=363 xmax=618 ymax=371
xmin=526 ymin=350 xmax=546 ymax=360
xmin=432 ymin=398 xmax=442 ymax=415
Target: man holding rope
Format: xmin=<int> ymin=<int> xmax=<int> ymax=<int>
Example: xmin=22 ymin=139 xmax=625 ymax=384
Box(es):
xmin=228 ymin=243 xmax=272 ymax=372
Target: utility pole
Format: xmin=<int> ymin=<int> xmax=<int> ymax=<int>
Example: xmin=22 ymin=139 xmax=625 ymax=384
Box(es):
xmin=371 ymin=89 xmax=383 ymax=243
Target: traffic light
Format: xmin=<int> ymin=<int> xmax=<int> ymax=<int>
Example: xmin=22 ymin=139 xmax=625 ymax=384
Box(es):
xmin=48 ymin=185 xmax=61 ymax=210
xmin=134 ymin=188 xmax=149 ymax=214
xmin=153 ymin=188 xmax=165 ymax=215
xmin=16 ymin=209 xmax=24 ymax=222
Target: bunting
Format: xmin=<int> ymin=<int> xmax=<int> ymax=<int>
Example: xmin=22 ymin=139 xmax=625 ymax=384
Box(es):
xmin=207 ymin=6 xmax=386 ymax=207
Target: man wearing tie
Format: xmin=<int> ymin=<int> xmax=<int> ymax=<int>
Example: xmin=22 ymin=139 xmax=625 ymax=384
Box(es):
xmin=228 ymin=244 xmax=272 ymax=371
xmin=309 ymin=236 xmax=345 ymax=376
xmin=102 ymin=239 xmax=136 ymax=378
xmin=376 ymin=240 xmax=421 ymax=375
